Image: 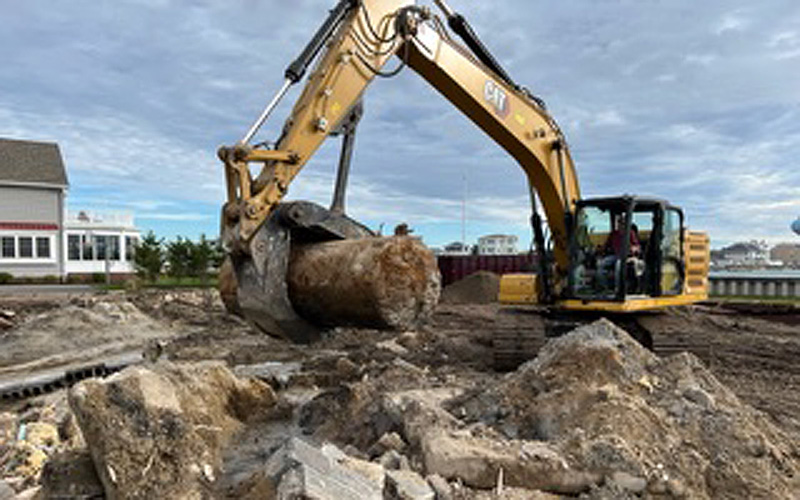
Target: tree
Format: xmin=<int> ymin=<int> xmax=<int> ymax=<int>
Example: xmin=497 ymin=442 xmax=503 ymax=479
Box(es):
xmin=134 ymin=231 xmax=164 ymax=283
xmin=188 ymin=234 xmax=215 ymax=281
xmin=166 ymin=237 xmax=193 ymax=282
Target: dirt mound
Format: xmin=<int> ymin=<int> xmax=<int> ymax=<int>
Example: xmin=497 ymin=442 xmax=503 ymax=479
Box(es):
xmin=295 ymin=319 xmax=800 ymax=497
xmin=0 ymin=298 xmax=179 ymax=374
xmin=440 ymin=271 xmax=500 ymax=304
xmin=450 ymin=319 xmax=800 ymax=497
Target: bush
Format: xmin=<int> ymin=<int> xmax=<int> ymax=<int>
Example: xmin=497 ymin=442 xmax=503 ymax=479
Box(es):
xmin=0 ymin=272 xmax=12 ymax=284
xmin=92 ymin=272 xmax=106 ymax=284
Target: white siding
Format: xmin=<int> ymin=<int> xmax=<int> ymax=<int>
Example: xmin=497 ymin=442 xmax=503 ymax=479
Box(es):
xmin=0 ymin=185 xmax=60 ymax=223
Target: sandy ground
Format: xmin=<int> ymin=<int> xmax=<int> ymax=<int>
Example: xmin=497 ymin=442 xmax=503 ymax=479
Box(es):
xmin=0 ymin=288 xmax=798 ymax=497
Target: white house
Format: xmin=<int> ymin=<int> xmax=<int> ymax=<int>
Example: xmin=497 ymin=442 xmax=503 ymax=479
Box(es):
xmin=0 ymin=137 xmax=140 ymax=281
xmin=477 ymin=234 xmax=518 ymax=255
xmin=0 ymin=138 xmax=67 ymax=278
xmin=64 ymin=210 xmax=140 ymax=279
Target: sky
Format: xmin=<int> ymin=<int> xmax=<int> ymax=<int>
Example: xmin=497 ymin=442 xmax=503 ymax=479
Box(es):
xmin=1 ymin=0 xmax=799 ymax=250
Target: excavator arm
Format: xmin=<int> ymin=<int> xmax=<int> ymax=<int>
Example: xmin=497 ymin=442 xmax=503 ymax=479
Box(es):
xmin=219 ymin=0 xmax=587 ymax=339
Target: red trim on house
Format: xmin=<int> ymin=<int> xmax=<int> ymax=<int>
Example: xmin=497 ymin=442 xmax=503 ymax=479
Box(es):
xmin=0 ymin=222 xmax=59 ymax=231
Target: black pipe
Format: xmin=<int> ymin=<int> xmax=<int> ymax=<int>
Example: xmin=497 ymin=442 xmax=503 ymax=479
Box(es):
xmin=444 ymin=12 xmax=515 ymax=87
xmin=285 ymin=0 xmax=359 ymax=83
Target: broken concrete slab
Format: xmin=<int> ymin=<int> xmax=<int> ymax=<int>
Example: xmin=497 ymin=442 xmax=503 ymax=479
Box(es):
xmin=0 ymin=480 xmax=14 ymax=500
xmin=385 ymin=469 xmax=435 ymax=500
xmin=68 ymin=361 xmax=276 ymax=499
xmin=425 ymin=474 xmax=452 ymax=500
xmin=264 ymin=437 xmax=384 ymax=500
xmin=420 ymin=432 xmax=599 ymax=494
xmin=40 ymin=449 xmax=104 ymax=500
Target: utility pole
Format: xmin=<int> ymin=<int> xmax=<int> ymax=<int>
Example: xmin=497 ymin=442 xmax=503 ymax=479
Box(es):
xmin=461 ymin=171 xmax=467 ymax=249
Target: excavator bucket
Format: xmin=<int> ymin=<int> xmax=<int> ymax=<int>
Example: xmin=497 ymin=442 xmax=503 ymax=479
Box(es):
xmin=221 ymin=201 xmax=374 ymax=343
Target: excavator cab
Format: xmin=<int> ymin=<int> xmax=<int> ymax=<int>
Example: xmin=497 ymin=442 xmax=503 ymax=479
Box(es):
xmin=566 ymin=196 xmax=687 ymax=306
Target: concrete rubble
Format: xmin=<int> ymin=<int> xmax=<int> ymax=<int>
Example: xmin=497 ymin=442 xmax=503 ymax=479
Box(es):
xmin=1 ymin=290 xmax=799 ymax=499
xmin=68 ymin=361 xmax=276 ymax=499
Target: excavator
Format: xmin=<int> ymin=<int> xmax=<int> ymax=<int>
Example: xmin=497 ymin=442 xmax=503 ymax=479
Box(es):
xmin=218 ymin=0 xmax=710 ymax=353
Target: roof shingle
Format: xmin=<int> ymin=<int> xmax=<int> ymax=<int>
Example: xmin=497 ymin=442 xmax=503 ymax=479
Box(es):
xmin=0 ymin=138 xmax=68 ymax=187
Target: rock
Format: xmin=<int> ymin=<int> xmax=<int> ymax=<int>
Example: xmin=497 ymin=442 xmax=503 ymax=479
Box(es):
xmin=40 ymin=449 xmax=104 ymax=499
xmin=369 ymin=432 xmax=407 ymax=457
xmin=610 ymin=471 xmax=647 ymax=493
xmin=234 ymin=361 xmax=302 ymax=388
xmin=0 ymin=480 xmax=14 ymax=500
xmin=8 ymin=441 xmax=49 ymax=480
xmin=13 ymin=486 xmax=40 ymax=500
xmin=264 ymin=437 xmax=384 ymax=500
xmin=395 ymin=331 xmax=422 ymax=351
xmin=385 ymin=469 xmax=435 ymax=500
xmin=421 ymin=432 xmax=599 ymax=494
xmin=335 ymin=357 xmax=360 ymax=379
xmin=425 ymin=474 xmax=453 ymax=500
xmin=68 ymin=361 xmax=276 ymax=500
xmin=377 ymin=339 xmax=409 ymax=356
xmin=321 ymin=443 xmax=386 ymax=491
xmin=23 ymin=422 xmax=58 ymax=448
xmin=0 ymin=412 xmax=16 ymax=447
xmin=682 ymin=385 xmax=715 ymax=410
xmin=378 ymin=450 xmax=410 ymax=471
xmin=0 ymin=316 xmax=13 ymax=330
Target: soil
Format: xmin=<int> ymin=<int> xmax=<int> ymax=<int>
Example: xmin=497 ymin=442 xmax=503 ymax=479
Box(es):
xmin=0 ymin=289 xmax=798 ymax=498
xmin=440 ymin=271 xmax=500 ymax=304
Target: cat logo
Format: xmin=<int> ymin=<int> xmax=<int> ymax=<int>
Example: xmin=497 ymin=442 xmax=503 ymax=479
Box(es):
xmin=484 ymin=80 xmax=509 ymax=118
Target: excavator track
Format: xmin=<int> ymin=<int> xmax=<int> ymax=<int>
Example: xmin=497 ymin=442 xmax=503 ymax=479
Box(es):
xmin=492 ymin=308 xmax=657 ymax=371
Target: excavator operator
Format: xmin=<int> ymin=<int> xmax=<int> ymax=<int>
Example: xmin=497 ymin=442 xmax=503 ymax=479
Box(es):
xmin=598 ymin=215 xmax=641 ymax=291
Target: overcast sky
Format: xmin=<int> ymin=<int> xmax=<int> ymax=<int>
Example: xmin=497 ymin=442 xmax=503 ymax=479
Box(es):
xmin=2 ymin=0 xmax=799 ymax=249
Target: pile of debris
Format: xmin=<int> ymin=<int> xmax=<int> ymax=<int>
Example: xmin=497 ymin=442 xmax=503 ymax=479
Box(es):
xmin=3 ymin=316 xmax=797 ymax=499
xmin=440 ymin=271 xmax=500 ymax=305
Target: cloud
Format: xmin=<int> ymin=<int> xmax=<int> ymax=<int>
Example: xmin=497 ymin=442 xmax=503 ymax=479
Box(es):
xmin=136 ymin=212 xmax=213 ymax=222
xmin=715 ymin=12 xmax=750 ymax=35
xmin=1 ymin=0 xmax=799 ymax=248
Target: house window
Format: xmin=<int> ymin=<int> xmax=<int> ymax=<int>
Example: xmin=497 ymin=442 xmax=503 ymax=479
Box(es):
xmin=82 ymin=235 xmax=94 ymax=260
xmin=19 ymin=237 xmax=33 ymax=258
xmin=96 ymin=236 xmax=107 ymax=260
xmin=109 ymin=235 xmax=120 ymax=261
xmin=125 ymin=236 xmax=138 ymax=261
xmin=1 ymin=237 xmax=14 ymax=258
xmin=68 ymin=235 xmax=81 ymax=260
xmin=36 ymin=237 xmax=50 ymax=258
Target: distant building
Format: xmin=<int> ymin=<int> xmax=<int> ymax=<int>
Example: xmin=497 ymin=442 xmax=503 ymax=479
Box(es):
xmin=441 ymin=241 xmax=471 ymax=256
xmin=0 ymin=138 xmax=68 ymax=278
xmin=0 ymin=137 xmax=140 ymax=280
xmin=712 ymin=240 xmax=770 ymax=268
xmin=770 ymin=243 xmax=800 ymax=268
xmin=477 ymin=234 xmax=518 ymax=255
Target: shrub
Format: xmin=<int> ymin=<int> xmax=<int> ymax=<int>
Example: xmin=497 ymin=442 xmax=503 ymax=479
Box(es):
xmin=0 ymin=272 xmax=12 ymax=284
